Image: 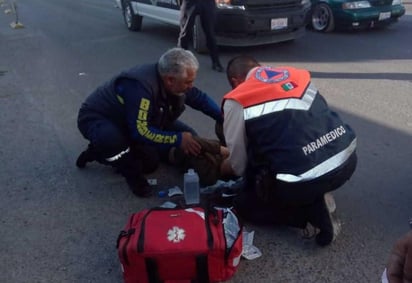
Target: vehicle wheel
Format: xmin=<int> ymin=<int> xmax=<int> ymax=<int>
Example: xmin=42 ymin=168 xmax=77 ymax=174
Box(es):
xmin=193 ymin=16 xmax=208 ymax=54
xmin=311 ymin=3 xmax=335 ymax=32
xmin=122 ymin=0 xmax=142 ymax=31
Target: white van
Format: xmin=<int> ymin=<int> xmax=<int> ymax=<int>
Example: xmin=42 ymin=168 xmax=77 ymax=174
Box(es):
xmin=115 ymin=0 xmax=311 ymax=53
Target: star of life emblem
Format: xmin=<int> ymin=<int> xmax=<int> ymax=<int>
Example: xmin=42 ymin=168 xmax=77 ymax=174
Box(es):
xmin=167 ymin=226 xmax=186 ymax=243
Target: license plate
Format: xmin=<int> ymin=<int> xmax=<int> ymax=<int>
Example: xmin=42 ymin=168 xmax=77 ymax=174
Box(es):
xmin=271 ymin=18 xmax=288 ymax=30
xmin=378 ymin=12 xmax=391 ymax=21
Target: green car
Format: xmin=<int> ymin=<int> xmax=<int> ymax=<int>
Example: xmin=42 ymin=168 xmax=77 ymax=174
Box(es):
xmin=309 ymin=0 xmax=406 ymax=32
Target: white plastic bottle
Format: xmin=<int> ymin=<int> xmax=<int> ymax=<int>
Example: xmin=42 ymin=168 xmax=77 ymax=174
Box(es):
xmin=183 ymin=168 xmax=200 ymax=205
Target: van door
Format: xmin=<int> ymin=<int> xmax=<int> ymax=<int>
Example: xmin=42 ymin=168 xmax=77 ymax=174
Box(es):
xmin=135 ymin=0 xmax=180 ymax=26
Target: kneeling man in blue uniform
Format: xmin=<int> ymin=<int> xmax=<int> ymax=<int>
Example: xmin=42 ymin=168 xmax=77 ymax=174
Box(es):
xmin=76 ymin=48 xmax=222 ymax=198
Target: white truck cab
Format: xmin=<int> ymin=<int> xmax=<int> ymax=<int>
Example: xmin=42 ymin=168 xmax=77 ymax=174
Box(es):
xmin=116 ymin=0 xmax=311 ymax=53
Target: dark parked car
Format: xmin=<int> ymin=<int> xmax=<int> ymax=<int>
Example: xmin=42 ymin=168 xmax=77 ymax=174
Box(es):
xmin=309 ymin=0 xmax=405 ymax=32
xmin=116 ymin=0 xmax=311 ymax=53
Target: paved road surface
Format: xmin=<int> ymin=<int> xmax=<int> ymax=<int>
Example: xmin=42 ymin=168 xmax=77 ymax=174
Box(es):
xmin=1 ymin=0 xmax=412 ymax=282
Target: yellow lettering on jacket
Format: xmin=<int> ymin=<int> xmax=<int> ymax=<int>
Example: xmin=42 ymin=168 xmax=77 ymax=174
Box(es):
xmin=140 ymin=98 xmax=150 ymax=110
xmin=138 ymin=109 xmax=147 ymax=120
xmin=136 ymin=98 xmax=177 ymax=144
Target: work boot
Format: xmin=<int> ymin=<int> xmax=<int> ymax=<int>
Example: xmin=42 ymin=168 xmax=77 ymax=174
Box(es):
xmin=76 ymin=147 xmax=95 ymax=168
xmin=307 ymin=194 xmax=341 ymax=247
xmin=126 ymin=177 xmax=153 ymax=198
xmin=112 ymin=152 xmax=153 ymax=198
xmin=131 ymin=144 xmax=160 ymax=174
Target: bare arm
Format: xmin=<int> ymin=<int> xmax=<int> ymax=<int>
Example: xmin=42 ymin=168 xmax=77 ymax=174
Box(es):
xmin=223 ymin=100 xmax=247 ymax=176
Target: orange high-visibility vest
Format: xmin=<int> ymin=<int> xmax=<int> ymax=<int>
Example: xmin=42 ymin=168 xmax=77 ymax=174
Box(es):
xmin=224 ymin=66 xmax=310 ymax=108
xmin=223 ymin=66 xmax=356 ymax=182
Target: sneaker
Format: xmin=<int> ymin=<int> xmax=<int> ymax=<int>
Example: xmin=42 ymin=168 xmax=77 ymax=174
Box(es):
xmin=126 ymin=177 xmax=153 ymax=198
xmin=76 ymin=149 xmax=95 ymax=168
xmin=308 ymin=194 xmax=341 ymax=247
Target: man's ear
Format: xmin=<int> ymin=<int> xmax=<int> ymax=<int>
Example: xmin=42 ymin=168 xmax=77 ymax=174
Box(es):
xmin=163 ymin=75 xmax=175 ymax=88
xmin=230 ymin=77 xmax=242 ymax=89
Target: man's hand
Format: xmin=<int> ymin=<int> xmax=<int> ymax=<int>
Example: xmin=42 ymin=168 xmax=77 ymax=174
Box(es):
xmin=180 ymin=132 xmax=201 ymax=156
xmin=386 ymin=231 xmax=412 ymax=283
xmin=220 ymin=146 xmax=229 ymax=159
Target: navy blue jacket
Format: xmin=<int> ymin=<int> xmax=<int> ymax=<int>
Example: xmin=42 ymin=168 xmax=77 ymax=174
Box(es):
xmin=79 ymin=64 xmax=222 ymax=149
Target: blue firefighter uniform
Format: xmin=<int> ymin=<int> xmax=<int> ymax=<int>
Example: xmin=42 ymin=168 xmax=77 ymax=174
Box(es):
xmin=77 ymin=63 xmax=222 ymax=196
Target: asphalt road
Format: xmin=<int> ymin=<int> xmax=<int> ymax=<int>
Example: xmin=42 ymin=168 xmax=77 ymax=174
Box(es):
xmin=1 ymin=0 xmax=412 ymax=282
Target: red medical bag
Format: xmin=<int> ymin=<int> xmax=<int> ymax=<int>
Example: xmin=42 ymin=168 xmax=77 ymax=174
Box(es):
xmin=117 ymin=206 xmax=243 ymax=283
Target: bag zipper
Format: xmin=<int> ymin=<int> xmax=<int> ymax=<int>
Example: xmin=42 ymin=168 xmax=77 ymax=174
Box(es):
xmin=205 ymin=208 xmax=214 ymax=250
xmin=217 ymin=209 xmax=242 ymax=261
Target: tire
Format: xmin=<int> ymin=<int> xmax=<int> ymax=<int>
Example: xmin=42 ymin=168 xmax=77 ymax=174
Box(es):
xmin=122 ymin=0 xmax=142 ymax=31
xmin=192 ymin=16 xmax=208 ymax=54
xmin=311 ymin=3 xmax=335 ymax=32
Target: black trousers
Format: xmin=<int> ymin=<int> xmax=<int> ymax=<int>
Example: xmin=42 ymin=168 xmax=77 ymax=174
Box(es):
xmin=177 ymin=0 xmax=220 ymax=64
xmin=77 ymin=111 xmax=197 ymax=174
xmin=267 ymin=152 xmax=358 ymax=206
xmin=234 ymin=152 xmax=358 ymax=228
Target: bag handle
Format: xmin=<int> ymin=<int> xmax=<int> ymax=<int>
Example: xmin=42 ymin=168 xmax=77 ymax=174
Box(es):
xmin=145 ymin=258 xmax=161 ymax=283
xmin=195 ymin=254 xmax=209 ymax=283
xmin=145 ymin=255 xmax=209 ymax=283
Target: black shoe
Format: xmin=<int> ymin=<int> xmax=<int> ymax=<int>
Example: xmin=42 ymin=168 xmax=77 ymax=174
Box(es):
xmin=212 ymin=62 xmax=223 ymax=72
xmin=308 ymin=194 xmax=340 ymax=247
xmin=76 ymin=149 xmax=95 ymax=168
xmin=126 ymin=177 xmax=153 ymax=198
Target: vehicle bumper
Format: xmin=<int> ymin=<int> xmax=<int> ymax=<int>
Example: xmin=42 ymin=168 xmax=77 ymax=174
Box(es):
xmin=216 ymin=26 xmax=306 ymax=46
xmin=333 ymin=5 xmax=405 ymax=29
xmin=215 ymin=7 xmax=310 ymax=46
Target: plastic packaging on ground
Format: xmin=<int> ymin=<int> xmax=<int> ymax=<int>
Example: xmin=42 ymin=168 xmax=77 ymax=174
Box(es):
xmin=242 ymin=229 xmax=262 ymax=260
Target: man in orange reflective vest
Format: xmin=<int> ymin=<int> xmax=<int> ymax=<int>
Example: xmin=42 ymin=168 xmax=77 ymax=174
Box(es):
xmin=220 ymin=55 xmax=357 ymax=246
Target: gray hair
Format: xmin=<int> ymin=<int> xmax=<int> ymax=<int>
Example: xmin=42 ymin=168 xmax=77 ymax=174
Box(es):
xmin=158 ymin=47 xmax=199 ymax=79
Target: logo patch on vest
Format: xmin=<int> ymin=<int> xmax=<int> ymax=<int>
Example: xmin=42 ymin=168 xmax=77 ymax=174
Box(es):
xmin=255 ymin=67 xmax=289 ymax=83
xmin=281 ymin=81 xmax=297 ymax=91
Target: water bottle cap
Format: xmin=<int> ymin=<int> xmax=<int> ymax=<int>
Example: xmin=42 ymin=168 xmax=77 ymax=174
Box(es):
xmin=188 ymin=168 xmax=195 ymax=174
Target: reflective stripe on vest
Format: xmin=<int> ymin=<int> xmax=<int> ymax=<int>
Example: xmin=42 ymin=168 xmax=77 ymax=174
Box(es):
xmin=276 ymin=138 xmax=357 ymax=182
xmin=105 ymin=147 xmax=130 ymax=162
xmin=244 ymin=82 xmax=318 ymax=121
